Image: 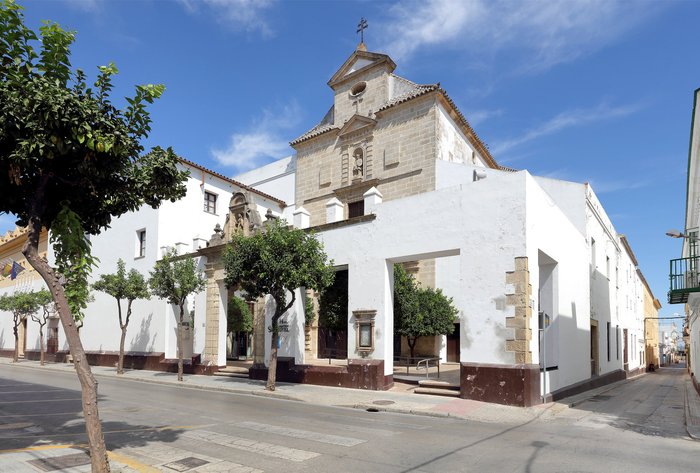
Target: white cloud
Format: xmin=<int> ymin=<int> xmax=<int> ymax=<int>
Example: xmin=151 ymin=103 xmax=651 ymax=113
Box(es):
xmin=466 ymin=108 xmax=503 ymax=126
xmin=587 ymin=178 xmax=649 ymax=194
xmin=380 ymin=0 xmax=660 ymax=71
xmin=63 ymin=0 xmax=100 ymax=12
xmin=179 ymin=0 xmax=276 ymax=37
xmin=491 ymin=102 xmax=642 ymax=155
xmin=212 ymin=102 xmax=300 ymax=170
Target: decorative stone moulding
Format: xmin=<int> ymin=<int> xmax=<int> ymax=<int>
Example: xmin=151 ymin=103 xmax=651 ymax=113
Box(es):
xmin=293 ymin=207 xmax=311 ymax=229
xmin=353 ymin=309 xmax=376 ymax=357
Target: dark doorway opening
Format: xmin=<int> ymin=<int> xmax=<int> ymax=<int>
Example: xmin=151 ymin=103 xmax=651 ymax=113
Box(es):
xmin=318 ymin=269 xmax=348 ymax=359
xmin=446 ymin=323 xmax=460 ymax=362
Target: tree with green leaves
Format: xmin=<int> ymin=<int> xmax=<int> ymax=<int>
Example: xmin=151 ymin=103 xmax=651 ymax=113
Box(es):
xmin=0 ymin=290 xmax=42 ymax=362
xmin=0 ymin=2 xmax=188 ymax=470
xmin=93 ymin=259 xmax=149 ymax=375
xmin=394 ymin=265 xmax=458 ymax=359
xmin=149 ymin=249 xmax=206 ymax=382
xmin=29 ymin=289 xmax=53 ymax=365
xmin=223 ymin=219 xmax=335 ymax=391
xmin=228 ymin=295 xmax=253 ymax=334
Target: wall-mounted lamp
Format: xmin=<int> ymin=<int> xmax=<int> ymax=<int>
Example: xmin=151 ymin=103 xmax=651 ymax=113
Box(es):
xmin=665 ymin=229 xmax=697 ymax=241
xmin=473 ymin=169 xmax=487 ymax=182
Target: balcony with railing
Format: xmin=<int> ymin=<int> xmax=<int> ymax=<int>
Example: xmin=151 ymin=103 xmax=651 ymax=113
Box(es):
xmin=668 ymin=256 xmax=700 ymax=304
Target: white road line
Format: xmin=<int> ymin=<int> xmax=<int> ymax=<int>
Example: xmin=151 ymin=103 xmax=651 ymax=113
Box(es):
xmin=184 ymin=429 xmax=320 ymax=462
xmin=237 ymin=421 xmax=365 ymax=447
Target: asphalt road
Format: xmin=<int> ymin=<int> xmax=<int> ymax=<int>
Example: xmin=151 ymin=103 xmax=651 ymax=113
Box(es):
xmin=0 ymin=363 xmax=698 ymax=472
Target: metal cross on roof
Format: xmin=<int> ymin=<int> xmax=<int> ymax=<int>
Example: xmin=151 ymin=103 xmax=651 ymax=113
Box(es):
xmin=357 ymin=17 xmax=368 ymax=43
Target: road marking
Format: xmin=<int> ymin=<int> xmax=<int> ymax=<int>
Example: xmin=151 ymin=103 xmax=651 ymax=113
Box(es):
xmin=0 ymin=422 xmax=33 ymax=430
xmin=0 ymin=443 xmax=83 ymax=454
xmin=0 ymin=389 xmax=68 ymax=395
xmin=238 ymin=421 xmax=365 ymax=446
xmin=107 ymin=450 xmax=161 ymax=473
xmin=0 ymin=398 xmax=81 ymax=404
xmin=0 ymin=424 xmax=213 ymax=439
xmin=184 ymin=429 xmax=320 ymax=462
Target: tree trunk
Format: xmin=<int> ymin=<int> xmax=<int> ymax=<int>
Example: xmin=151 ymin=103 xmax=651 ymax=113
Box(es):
xmin=12 ymin=317 xmax=19 ymax=362
xmin=118 ymin=326 xmax=127 ymax=375
xmin=267 ymin=323 xmax=279 ymax=391
xmin=39 ymin=327 xmax=45 ymax=366
xmin=177 ymin=304 xmax=184 ymax=382
xmin=408 ymin=337 xmax=417 ymax=360
xmin=23 ymin=218 xmax=110 ymax=472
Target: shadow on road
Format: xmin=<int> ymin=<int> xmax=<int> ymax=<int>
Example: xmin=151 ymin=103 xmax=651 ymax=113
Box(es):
xmin=0 ymin=376 xmax=185 ymax=451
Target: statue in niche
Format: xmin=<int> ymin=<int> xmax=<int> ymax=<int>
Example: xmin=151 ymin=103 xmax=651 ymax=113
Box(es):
xmin=352 ymin=147 xmax=364 ymax=179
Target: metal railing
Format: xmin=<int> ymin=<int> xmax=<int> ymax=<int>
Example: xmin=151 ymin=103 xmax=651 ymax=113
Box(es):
xmin=394 ymin=356 xmax=440 ymax=378
xmin=669 ymin=256 xmax=700 ymax=292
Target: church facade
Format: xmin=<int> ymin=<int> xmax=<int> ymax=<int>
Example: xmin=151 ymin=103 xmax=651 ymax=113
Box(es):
xmin=0 ymin=44 xmax=656 ymax=406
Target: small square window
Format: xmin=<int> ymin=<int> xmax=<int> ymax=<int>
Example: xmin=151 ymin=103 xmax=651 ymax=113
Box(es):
xmin=348 ymin=201 xmax=364 ymax=219
xmin=137 ymin=230 xmax=146 ymax=258
xmin=204 ymin=191 xmax=217 ymax=214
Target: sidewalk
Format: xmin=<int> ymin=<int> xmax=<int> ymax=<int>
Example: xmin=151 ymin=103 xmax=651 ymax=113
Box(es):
xmin=685 ymin=376 xmax=700 ymax=440
xmin=3 ymin=358 xmax=700 ymax=433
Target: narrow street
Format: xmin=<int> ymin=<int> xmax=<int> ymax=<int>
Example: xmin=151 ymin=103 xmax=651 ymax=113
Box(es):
xmin=0 ymin=363 xmax=697 ymax=472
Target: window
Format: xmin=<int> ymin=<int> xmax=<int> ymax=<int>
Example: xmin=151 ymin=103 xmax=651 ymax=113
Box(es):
xmin=204 ymin=191 xmax=217 ymax=214
xmin=137 ymin=230 xmax=146 ymax=258
xmin=616 ymin=325 xmax=620 ymax=360
xmin=348 ymin=201 xmax=364 ymax=218
xmin=606 ymin=256 xmax=610 ymax=279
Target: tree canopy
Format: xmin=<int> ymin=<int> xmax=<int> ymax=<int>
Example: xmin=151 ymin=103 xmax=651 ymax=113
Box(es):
xmin=93 ymin=259 xmax=149 ymax=374
xmin=149 ymin=248 xmax=206 ymax=381
xmin=223 ymin=219 xmax=335 ymax=390
xmin=0 ymin=2 xmax=189 ymax=468
xmin=393 ymin=265 xmax=457 ymax=358
xmin=228 ymin=295 xmax=253 ymax=334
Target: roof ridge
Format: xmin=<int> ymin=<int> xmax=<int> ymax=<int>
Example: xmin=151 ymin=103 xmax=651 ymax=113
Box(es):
xmin=177 ymin=158 xmax=287 ymax=207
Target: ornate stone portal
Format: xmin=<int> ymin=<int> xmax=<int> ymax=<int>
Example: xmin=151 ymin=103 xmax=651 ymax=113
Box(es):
xmin=198 ymin=192 xmax=264 ymax=367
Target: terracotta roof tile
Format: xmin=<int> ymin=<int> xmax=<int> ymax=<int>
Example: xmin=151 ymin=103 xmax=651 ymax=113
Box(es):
xmin=178 ymin=158 xmax=287 ymax=207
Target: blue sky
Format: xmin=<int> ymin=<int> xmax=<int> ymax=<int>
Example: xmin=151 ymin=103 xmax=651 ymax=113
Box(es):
xmin=3 ymin=0 xmax=699 ymax=317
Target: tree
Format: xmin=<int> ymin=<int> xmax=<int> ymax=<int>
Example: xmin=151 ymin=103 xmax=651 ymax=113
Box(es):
xmin=318 ymin=269 xmax=347 ymax=332
xmin=149 ymin=249 xmax=206 ymax=382
xmin=394 ymin=265 xmax=458 ymax=359
xmin=223 ymin=219 xmax=335 ymax=391
xmin=228 ymin=295 xmax=253 ymax=334
xmin=0 ymin=2 xmax=188 ymax=470
xmin=29 ymin=289 xmax=53 ymax=365
xmin=93 ymin=259 xmax=149 ymax=375
xmin=0 ymin=290 xmax=41 ymax=362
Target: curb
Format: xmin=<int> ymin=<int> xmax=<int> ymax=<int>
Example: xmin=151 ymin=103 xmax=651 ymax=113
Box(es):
xmin=684 ymin=380 xmax=700 ymax=441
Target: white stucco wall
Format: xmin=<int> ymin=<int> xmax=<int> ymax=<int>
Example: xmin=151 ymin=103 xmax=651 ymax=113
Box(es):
xmin=436 ymin=104 xmax=488 ymax=167
xmin=234 ymin=156 xmax=296 ymax=208
xmin=524 ymin=174 xmax=590 ymax=394
xmin=315 ymin=169 xmax=529 ymax=375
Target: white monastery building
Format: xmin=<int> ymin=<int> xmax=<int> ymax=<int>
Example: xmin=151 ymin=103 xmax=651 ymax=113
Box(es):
xmin=0 ymin=44 xmax=656 ymax=406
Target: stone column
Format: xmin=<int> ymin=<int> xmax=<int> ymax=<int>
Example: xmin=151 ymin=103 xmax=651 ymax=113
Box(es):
xmin=252 ymin=296 xmax=267 ymax=367
xmin=505 ymin=256 xmax=533 ymax=364
xmin=203 ymin=258 xmax=225 ymax=366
